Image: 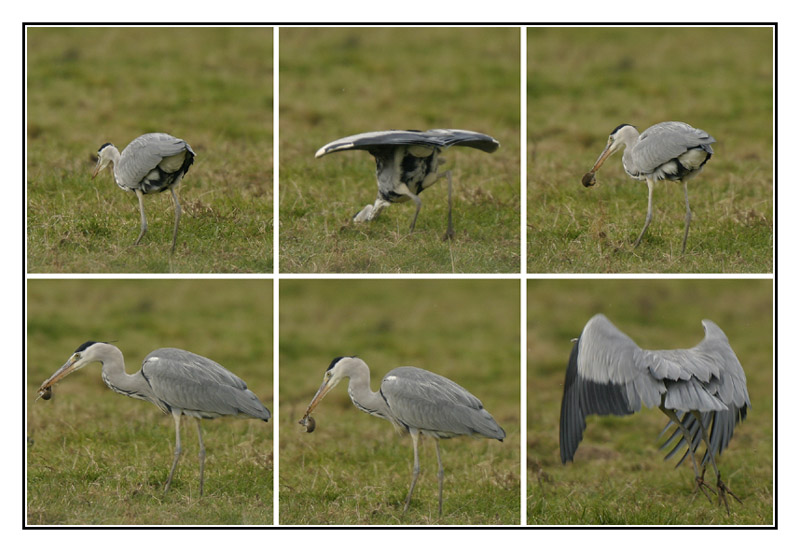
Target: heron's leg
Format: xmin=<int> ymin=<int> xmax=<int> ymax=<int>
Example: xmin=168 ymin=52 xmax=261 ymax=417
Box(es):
xmin=633 ymin=178 xmax=655 ymax=248
xmin=164 ymin=411 xmax=183 ymax=494
xmin=353 ymin=198 xmax=391 ymax=223
xmin=691 ymin=411 xmax=742 ymax=514
xmin=403 ymin=429 xmax=421 ymax=514
xmin=681 ymin=180 xmax=691 ymax=253
xmin=443 ymin=170 xmax=454 ymax=241
xmin=659 ymin=407 xmax=713 ymax=503
xmin=170 ymin=186 xmax=182 ymax=254
xmin=407 ymin=193 xmax=423 ymax=233
xmin=434 ymin=439 xmax=444 ymax=516
xmin=195 ymin=418 xmax=205 ymax=497
xmin=134 ymin=189 xmax=148 ymax=245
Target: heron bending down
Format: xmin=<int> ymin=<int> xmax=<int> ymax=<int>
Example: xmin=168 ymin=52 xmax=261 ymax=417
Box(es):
xmin=93 ymin=133 xmax=195 ymax=252
xmin=37 ymin=341 xmax=270 ymax=496
xmin=316 ymin=129 xmax=500 ymax=238
xmin=299 ymin=356 xmax=505 ymax=515
xmin=559 ymin=314 xmax=750 ymax=512
xmin=582 ymin=122 xmax=715 ymax=253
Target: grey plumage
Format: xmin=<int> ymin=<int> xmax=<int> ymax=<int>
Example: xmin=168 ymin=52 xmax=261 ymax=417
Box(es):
xmin=316 ymin=129 xmax=500 ymax=237
xmin=37 ymin=341 xmax=270 ymax=495
xmin=300 ymin=356 xmax=504 ymax=515
xmin=584 ymin=121 xmax=715 ymax=252
xmin=93 ymin=133 xmax=195 ymax=252
xmin=559 ymin=314 xmax=749 ymax=512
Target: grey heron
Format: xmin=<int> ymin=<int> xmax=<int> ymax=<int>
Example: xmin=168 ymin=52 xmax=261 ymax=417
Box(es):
xmin=299 ymin=356 xmax=505 ymax=515
xmin=316 ymin=129 xmax=500 ymax=238
xmin=582 ymin=122 xmax=715 ymax=253
xmin=93 ymin=133 xmax=195 ymax=252
xmin=36 ymin=341 xmax=270 ymax=496
xmin=559 ymin=314 xmax=750 ymax=512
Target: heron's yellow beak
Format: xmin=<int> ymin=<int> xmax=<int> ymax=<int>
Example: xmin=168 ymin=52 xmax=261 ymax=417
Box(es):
xmin=91 ymin=160 xmax=103 ymax=179
xmin=590 ymin=142 xmax=615 ymax=174
xmin=302 ymin=374 xmax=336 ymax=419
xmin=36 ymin=354 xmax=80 ymax=400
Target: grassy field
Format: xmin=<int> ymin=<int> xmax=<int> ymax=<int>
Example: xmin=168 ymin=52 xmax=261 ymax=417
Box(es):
xmin=527 ymin=279 xmax=773 ymax=525
xmin=278 ymin=280 xmax=520 ymax=524
xmin=26 ymin=27 xmax=273 ymax=273
xmin=279 ymin=28 xmax=521 ymax=273
xmin=527 ymin=27 xmax=773 ymax=273
xmin=26 ymin=280 xmax=274 ymax=525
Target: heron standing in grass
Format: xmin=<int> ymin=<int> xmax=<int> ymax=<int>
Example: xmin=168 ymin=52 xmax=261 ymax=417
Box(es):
xmin=93 ymin=133 xmax=195 ymax=252
xmin=316 ymin=129 xmax=499 ymax=239
xmin=582 ymin=122 xmax=715 ymax=253
xmin=299 ymin=356 xmax=505 ymax=515
xmin=559 ymin=314 xmax=749 ymax=512
xmin=37 ymin=341 xmax=270 ymax=496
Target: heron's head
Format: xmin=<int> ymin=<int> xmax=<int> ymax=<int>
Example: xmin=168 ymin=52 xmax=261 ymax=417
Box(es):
xmin=588 ymin=124 xmax=638 ymax=175
xmin=92 ymin=143 xmax=117 ymax=178
xmin=303 ymin=356 xmax=364 ymax=416
xmin=37 ymin=341 xmax=108 ymax=399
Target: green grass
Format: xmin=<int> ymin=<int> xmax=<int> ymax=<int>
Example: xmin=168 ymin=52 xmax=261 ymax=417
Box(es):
xmin=26 ymin=280 xmax=274 ymax=525
xmin=527 ymin=279 xmax=773 ymax=525
xmin=527 ymin=27 xmax=773 ymax=273
xmin=279 ymin=28 xmax=521 ymax=273
xmin=27 ymin=27 xmax=273 ymax=273
xmin=279 ymin=280 xmax=520 ymax=524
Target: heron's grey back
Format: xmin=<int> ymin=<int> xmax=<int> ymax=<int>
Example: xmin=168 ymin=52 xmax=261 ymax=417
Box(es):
xmin=117 ymin=133 xmax=194 ymax=186
xmin=380 ymin=366 xmax=505 ymax=440
xmin=316 ymin=129 xmax=500 ymax=157
xmin=142 ymin=348 xmax=270 ymax=421
xmin=629 ymin=121 xmax=715 ymax=175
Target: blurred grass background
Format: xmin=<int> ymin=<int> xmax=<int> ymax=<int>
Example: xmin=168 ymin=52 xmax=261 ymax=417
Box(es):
xmin=527 ymin=27 xmax=773 ymax=273
xmin=26 ymin=279 xmax=274 ymax=524
xmin=527 ymin=279 xmax=773 ymax=524
xmin=27 ymin=27 xmax=273 ymax=273
xmin=279 ymin=279 xmax=520 ymax=524
xmin=279 ymin=27 xmax=520 ymax=273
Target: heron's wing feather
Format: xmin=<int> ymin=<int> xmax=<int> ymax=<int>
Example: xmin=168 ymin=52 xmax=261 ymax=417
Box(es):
xmin=629 ymin=122 xmax=715 ymax=174
xmin=380 ymin=366 xmax=505 ymax=440
xmin=141 ymin=348 xmax=270 ymax=420
xmin=315 ymin=129 xmax=499 ymax=157
xmin=117 ymin=133 xmax=194 ymax=184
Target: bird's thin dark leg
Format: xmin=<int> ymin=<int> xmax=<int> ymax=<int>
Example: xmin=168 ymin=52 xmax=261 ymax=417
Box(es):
xmin=660 ymin=407 xmax=713 ymax=503
xmin=681 ymin=181 xmax=691 ymax=254
xmin=164 ymin=411 xmax=183 ymax=494
xmin=403 ymin=429 xmax=421 ymax=514
xmin=434 ymin=439 xmax=444 ymax=516
xmin=443 ymin=170 xmax=454 ymax=241
xmin=134 ymin=189 xmax=148 ymax=246
xmin=691 ymin=411 xmax=743 ymax=514
xmin=408 ymin=193 xmax=423 ymax=233
xmin=195 ymin=418 xmax=205 ymax=497
xmin=170 ymin=186 xmax=182 ymax=254
xmin=634 ymin=178 xmax=655 ymax=248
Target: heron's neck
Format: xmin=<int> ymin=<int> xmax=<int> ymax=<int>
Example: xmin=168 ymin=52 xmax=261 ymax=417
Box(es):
xmin=346 ymin=366 xmax=389 ymax=418
xmin=99 ymin=345 xmax=153 ymax=403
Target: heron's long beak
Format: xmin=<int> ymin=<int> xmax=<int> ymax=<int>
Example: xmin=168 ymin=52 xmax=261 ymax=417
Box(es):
xmin=91 ymin=160 xmax=103 ymax=179
xmin=590 ymin=143 xmax=615 ymax=173
xmin=36 ymin=354 xmax=81 ymax=399
xmin=302 ymin=375 xmax=337 ymax=418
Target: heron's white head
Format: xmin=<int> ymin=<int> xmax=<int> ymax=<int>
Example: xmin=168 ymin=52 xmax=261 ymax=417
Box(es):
xmin=37 ymin=341 xmax=109 ymax=399
xmin=92 ymin=143 xmax=119 ymax=179
xmin=588 ymin=124 xmax=638 ymax=175
xmin=303 ymin=356 xmax=365 ymax=416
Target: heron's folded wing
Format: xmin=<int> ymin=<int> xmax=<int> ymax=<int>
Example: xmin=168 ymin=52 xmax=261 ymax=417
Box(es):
xmin=631 ymin=122 xmax=715 ymax=174
xmin=117 ymin=133 xmax=194 ymax=184
xmin=315 ymin=129 xmax=499 ymax=158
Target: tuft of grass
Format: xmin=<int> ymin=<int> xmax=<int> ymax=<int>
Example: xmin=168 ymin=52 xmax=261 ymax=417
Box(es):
xmin=527 ymin=27 xmax=773 ymax=273
xmin=27 ymin=27 xmax=273 ymax=273
xmin=26 ymin=280 xmax=274 ymax=525
xmin=279 ymin=280 xmax=520 ymax=525
xmin=279 ymin=28 xmax=521 ymax=273
xmin=527 ymin=279 xmax=773 ymax=525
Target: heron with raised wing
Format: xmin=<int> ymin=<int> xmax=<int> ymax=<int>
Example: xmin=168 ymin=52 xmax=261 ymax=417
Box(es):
xmin=582 ymin=122 xmax=715 ymax=253
xmin=316 ymin=129 xmax=500 ymax=239
xmin=93 ymin=133 xmax=195 ymax=252
xmin=559 ymin=314 xmax=749 ymax=512
xmin=37 ymin=341 xmax=270 ymax=496
xmin=299 ymin=356 xmax=505 ymax=515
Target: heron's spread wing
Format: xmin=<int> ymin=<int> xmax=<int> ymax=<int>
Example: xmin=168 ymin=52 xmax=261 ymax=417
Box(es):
xmin=315 ymin=129 xmax=500 ymax=158
xmin=380 ymin=366 xmax=505 ymax=440
xmin=629 ymin=122 xmax=715 ymax=174
xmin=141 ymin=348 xmax=270 ymax=421
xmin=117 ymin=133 xmax=194 ymax=186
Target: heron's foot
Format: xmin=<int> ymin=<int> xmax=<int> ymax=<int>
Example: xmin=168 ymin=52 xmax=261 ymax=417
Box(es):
xmin=692 ymin=474 xmax=715 ymax=505
xmin=442 ymin=228 xmax=454 ymax=241
xmin=716 ymin=474 xmax=743 ymax=514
